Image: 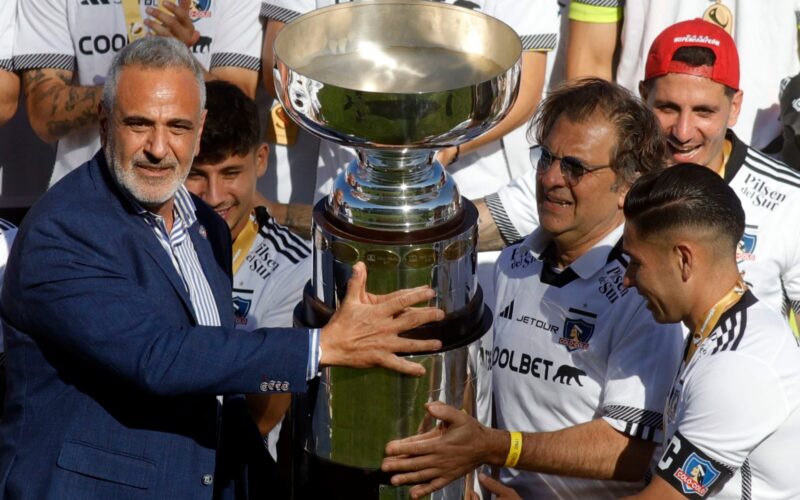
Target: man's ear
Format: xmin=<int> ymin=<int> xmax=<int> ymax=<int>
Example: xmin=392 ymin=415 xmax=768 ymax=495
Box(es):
xmin=255 ymin=143 xmax=268 ymax=178
xmin=616 ymin=182 xmax=631 ymax=209
xmin=675 ymin=243 xmax=693 ymax=282
xmin=638 ymin=80 xmax=649 ymax=101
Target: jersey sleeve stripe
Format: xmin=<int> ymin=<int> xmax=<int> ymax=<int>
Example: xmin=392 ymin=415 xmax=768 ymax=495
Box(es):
xmin=485 ymin=193 xmax=523 ymax=244
xmin=746 ymin=149 xmax=800 ymax=182
xmin=741 ymin=458 xmax=752 ymax=500
xmin=0 ymin=59 xmax=12 ymax=71
xmin=209 ymin=53 xmax=260 ymax=71
xmin=0 ymin=219 xmax=15 ymax=232
xmin=260 ymin=3 xmax=302 ymax=23
xmin=568 ymin=1 xmax=623 ymax=23
xmin=13 ymin=54 xmax=76 ymax=72
xmin=261 ymin=222 xmax=311 ymax=259
xmin=265 ymin=219 xmax=311 ymax=256
xmin=262 ymin=231 xmax=302 ymax=264
xmin=604 ymin=405 xmax=663 ymax=429
xmin=520 ymin=34 xmax=558 ymax=52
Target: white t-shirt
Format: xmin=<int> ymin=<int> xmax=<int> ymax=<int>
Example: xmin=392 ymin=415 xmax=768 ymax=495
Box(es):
xmin=493 ymin=224 xmax=684 ymax=499
xmin=570 ymin=0 xmax=800 ymax=149
xmin=656 ymin=292 xmax=800 ymax=498
xmin=13 ymin=0 xmax=262 ymax=187
xmin=0 ymin=0 xmax=14 ymax=71
xmin=260 ymin=0 xmax=560 ymax=202
xmin=491 ymin=132 xmax=800 ymax=319
xmin=232 ymin=207 xmax=311 ymax=459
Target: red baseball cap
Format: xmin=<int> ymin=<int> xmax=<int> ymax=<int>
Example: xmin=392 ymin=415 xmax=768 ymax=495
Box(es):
xmin=644 ymin=19 xmax=739 ymax=91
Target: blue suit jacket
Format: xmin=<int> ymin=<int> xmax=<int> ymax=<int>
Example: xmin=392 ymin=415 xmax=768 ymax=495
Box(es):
xmin=0 ymin=153 xmax=309 ymax=499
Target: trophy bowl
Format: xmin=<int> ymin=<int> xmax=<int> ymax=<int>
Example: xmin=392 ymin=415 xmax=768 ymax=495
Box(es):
xmin=273 ymin=0 xmax=521 ymax=150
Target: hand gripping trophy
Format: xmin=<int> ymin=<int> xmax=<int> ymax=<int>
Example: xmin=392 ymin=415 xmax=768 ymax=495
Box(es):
xmin=273 ymin=1 xmax=521 ymax=498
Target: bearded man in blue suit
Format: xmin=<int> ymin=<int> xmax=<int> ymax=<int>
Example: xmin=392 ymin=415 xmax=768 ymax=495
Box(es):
xmin=0 ymin=36 xmax=443 ymax=500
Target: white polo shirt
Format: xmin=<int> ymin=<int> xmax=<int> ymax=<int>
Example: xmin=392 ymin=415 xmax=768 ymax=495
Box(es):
xmin=493 ymin=223 xmax=684 ymax=499
xmin=13 ymin=0 xmax=262 ymax=187
xmin=656 ymin=291 xmax=800 ymax=498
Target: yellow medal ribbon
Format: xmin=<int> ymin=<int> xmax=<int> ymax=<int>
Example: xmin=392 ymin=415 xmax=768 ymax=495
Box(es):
xmin=685 ymin=276 xmax=747 ymax=362
xmin=232 ymin=215 xmax=259 ymax=275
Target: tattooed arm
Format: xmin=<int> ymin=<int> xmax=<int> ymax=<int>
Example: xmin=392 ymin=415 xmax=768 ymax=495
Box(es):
xmin=21 ymin=68 xmax=102 ymax=144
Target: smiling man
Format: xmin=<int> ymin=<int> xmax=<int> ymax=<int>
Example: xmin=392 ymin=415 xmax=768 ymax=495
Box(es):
xmin=382 ymin=79 xmax=684 ymax=499
xmin=0 ymin=37 xmax=445 ymax=499
xmin=621 ymin=164 xmax=800 ymax=499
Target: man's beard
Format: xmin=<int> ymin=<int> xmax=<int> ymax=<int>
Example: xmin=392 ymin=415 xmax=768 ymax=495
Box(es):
xmin=105 ymin=139 xmax=188 ymax=208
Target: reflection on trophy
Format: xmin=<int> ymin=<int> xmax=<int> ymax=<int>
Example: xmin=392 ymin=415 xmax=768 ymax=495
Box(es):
xmin=273 ymin=1 xmax=521 ymax=497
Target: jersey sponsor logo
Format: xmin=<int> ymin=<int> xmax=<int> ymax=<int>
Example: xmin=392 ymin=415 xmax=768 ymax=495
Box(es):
xmin=560 ymin=308 xmax=596 ymax=351
xmin=508 ymin=247 xmax=536 ymax=270
xmin=552 ymin=364 xmax=586 ymax=386
xmin=499 ymin=300 xmax=560 ymax=334
xmin=740 ymin=173 xmax=788 ymax=211
xmin=192 ymin=35 xmax=213 ymax=53
xmin=736 ymin=226 xmax=758 ymax=262
xmin=673 ymin=453 xmax=721 ymax=497
xmin=233 ymin=295 xmax=251 ymax=325
xmin=793 ymin=97 xmax=800 ymax=113
xmin=246 ymin=241 xmax=280 ymax=280
xmin=491 ymin=347 xmax=554 ymax=380
xmin=597 ymin=266 xmax=629 ymax=304
xmin=190 ymin=0 xmax=213 ymax=20
xmin=78 ymin=34 xmax=127 ymax=55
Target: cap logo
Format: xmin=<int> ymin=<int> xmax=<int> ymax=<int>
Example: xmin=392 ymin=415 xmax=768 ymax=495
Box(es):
xmin=672 ymin=35 xmax=721 ymax=46
xmin=792 ymin=98 xmax=800 ymax=113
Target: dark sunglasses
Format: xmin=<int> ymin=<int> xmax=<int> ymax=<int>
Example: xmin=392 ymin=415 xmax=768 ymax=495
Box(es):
xmin=531 ymin=145 xmax=612 ymax=186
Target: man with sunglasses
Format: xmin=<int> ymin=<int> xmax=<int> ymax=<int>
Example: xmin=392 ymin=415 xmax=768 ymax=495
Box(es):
xmin=381 ymin=78 xmax=684 ymax=499
xmin=484 ymin=20 xmax=800 ymax=329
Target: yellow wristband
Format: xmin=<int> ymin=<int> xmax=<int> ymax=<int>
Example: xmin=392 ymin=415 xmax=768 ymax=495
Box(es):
xmin=504 ymin=431 xmax=523 ymax=468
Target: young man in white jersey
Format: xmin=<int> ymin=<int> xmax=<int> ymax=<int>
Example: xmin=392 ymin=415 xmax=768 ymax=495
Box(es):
xmin=622 ymin=163 xmax=800 ymax=499
xmin=565 ymin=0 xmax=800 ymax=149
xmin=184 ymin=81 xmax=311 ymax=491
xmin=13 ymin=0 xmax=262 ymax=187
xmin=486 ymin=19 xmax=800 ymax=324
xmin=381 ymin=79 xmax=685 ymax=499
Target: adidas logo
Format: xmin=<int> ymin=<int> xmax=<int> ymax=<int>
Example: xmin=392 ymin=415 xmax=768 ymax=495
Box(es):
xmin=499 ymin=300 xmax=515 ymax=320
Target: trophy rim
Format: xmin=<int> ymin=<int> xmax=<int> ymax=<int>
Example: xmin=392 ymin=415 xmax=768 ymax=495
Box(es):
xmin=273 ymin=0 xmax=523 ymax=95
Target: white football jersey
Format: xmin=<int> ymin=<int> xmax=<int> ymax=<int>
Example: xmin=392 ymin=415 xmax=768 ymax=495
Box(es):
xmin=232 ymin=207 xmax=311 ymax=331
xmin=0 ymin=0 xmax=15 ymax=71
xmin=13 ymin=0 xmax=262 ymax=187
xmin=490 ymin=132 xmax=800 ymax=319
xmin=569 ymin=0 xmax=800 ymax=149
xmin=657 ymin=292 xmax=800 ymax=499
xmin=493 ymin=224 xmax=684 ymax=499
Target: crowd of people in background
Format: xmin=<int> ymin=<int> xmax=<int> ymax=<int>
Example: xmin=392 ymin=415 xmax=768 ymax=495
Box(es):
xmin=1 ymin=0 xmax=800 ymax=499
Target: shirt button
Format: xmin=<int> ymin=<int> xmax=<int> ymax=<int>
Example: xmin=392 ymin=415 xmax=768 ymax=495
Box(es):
xmin=202 ymin=473 xmax=213 ymax=486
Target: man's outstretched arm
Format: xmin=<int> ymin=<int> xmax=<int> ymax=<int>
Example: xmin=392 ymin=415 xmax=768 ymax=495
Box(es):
xmin=382 ymin=402 xmax=655 ymax=499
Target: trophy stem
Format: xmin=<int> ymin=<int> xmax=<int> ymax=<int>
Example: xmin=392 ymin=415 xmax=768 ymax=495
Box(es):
xmin=356 ymin=148 xmax=435 ymax=184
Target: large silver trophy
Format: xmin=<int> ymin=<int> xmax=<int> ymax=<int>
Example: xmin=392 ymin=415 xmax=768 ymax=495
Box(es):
xmin=273 ymin=1 xmax=521 ymax=498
